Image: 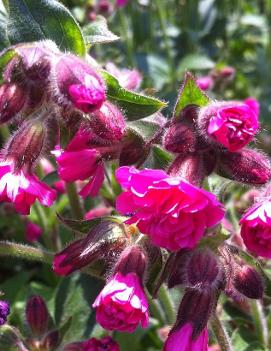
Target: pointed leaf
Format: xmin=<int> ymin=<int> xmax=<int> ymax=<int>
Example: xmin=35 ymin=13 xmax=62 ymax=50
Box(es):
xmin=127 ymin=113 xmax=165 ymax=141
xmin=102 ymin=71 xmax=167 ymax=120
xmin=7 ymin=0 xmax=86 ymax=56
xmin=174 ymin=71 xmax=210 ymax=119
xmin=83 ymin=15 xmax=119 ymax=44
xmin=0 ymin=47 xmax=16 ymax=82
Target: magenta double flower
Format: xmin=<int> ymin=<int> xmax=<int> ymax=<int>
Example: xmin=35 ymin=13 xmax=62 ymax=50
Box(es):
xmin=116 ymin=166 xmax=225 ymax=251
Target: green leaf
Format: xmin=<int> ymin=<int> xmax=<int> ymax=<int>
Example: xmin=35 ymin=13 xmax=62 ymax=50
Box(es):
xmin=174 ymin=71 xmax=210 ymax=119
xmin=0 ymin=47 xmax=17 ymax=82
xmin=178 ymin=54 xmax=215 ymax=74
xmin=199 ymin=230 xmax=230 ymax=250
xmin=0 ymin=2 xmax=9 ymax=50
xmin=7 ymin=0 xmax=86 ymax=56
xmin=42 ymin=171 xmax=59 ymax=186
xmin=143 ymin=145 xmax=174 ymax=170
xmin=83 ymin=15 xmax=119 ymax=44
xmin=127 ymin=113 xmax=165 ymax=141
xmin=101 ymin=71 xmax=167 ymax=120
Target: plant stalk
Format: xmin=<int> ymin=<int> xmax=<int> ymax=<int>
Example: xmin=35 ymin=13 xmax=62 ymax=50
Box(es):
xmin=65 ymin=182 xmax=84 ymax=219
xmin=211 ymin=313 xmax=233 ymax=351
xmin=157 ymin=284 xmax=176 ymax=325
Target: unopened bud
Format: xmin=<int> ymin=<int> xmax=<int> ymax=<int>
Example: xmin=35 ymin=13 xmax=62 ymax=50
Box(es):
xmin=219 ymin=66 xmax=235 ymax=79
xmin=0 ymin=300 xmax=10 ymax=326
xmin=119 ymin=130 xmax=149 ymax=166
xmin=0 ymin=82 xmax=26 ymax=124
xmin=4 ymin=116 xmax=58 ymax=171
xmin=113 ymin=245 xmax=147 ymax=280
xmin=233 ymin=265 xmax=264 ymax=299
xmin=26 ymin=295 xmax=49 ymax=336
xmin=217 ymin=148 xmax=271 ymax=185
xmin=168 ymin=153 xmax=206 ymax=186
xmin=40 ymin=330 xmax=60 ymax=351
xmin=163 ymin=122 xmax=196 ymax=154
xmin=89 ymin=101 xmax=125 ymax=142
xmin=53 ymin=54 xmax=106 ymax=114
xmin=174 ymin=289 xmax=215 ymax=338
xmin=53 ymin=221 xmax=126 ymax=276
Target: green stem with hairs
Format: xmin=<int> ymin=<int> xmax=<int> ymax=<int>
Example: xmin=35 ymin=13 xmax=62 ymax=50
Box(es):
xmin=211 ymin=313 xmax=233 ymax=351
xmin=146 ymin=289 xmax=165 ymax=325
xmin=251 ymin=300 xmax=269 ymax=348
xmin=158 ymin=284 xmax=176 ymax=325
xmin=65 ymin=182 xmax=84 ymax=219
xmin=0 ymin=241 xmax=53 ymax=265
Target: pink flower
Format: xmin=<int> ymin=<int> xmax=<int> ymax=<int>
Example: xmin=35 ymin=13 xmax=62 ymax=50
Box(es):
xmin=205 ymin=102 xmax=259 ymax=152
xmin=83 ymin=336 xmax=120 ymax=351
xmin=240 ymin=200 xmax=271 ymax=258
xmin=164 ymin=324 xmax=208 ymax=351
xmin=0 ymin=160 xmax=56 ymax=215
xmin=116 ymin=167 xmax=224 ymax=252
xmin=55 ymin=129 xmax=105 ymax=198
xmin=244 ymin=97 xmax=260 ymax=117
xmin=55 ymin=54 xmax=106 ymax=114
xmin=116 ymin=0 xmax=129 ymax=7
xmin=85 ymin=206 xmax=112 ymax=220
xmin=25 ymin=221 xmax=42 ymax=242
xmin=93 ymin=272 xmax=149 ymax=332
xmin=196 ymin=76 xmax=214 ymax=91
xmin=105 ymin=62 xmax=142 ymax=90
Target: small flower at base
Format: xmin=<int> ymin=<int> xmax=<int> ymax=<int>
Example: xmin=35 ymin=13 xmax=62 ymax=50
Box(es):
xmin=83 ymin=336 xmax=120 ymax=351
xmin=54 ymin=54 xmax=106 ymax=114
xmin=0 ymin=82 xmax=27 ymax=124
xmin=89 ymin=101 xmax=126 ymax=142
xmin=25 ymin=221 xmax=42 ymax=242
xmin=196 ymin=76 xmax=214 ymax=91
xmin=164 ymin=324 xmax=208 ymax=351
xmin=93 ymin=271 xmax=149 ymax=332
xmin=116 ymin=166 xmax=224 ymax=251
xmin=198 ymin=101 xmax=259 ymax=152
xmin=233 ymin=265 xmax=264 ymax=299
xmin=26 ymin=295 xmax=49 ymax=337
xmin=116 ymin=0 xmax=129 ymax=7
xmin=240 ymin=199 xmax=271 ymax=258
xmin=217 ymin=148 xmax=271 ymax=185
xmin=0 ymin=300 xmax=10 ymax=326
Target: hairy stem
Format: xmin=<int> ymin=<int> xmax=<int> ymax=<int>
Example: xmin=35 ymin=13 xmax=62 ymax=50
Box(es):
xmin=211 ymin=313 xmax=233 ymax=351
xmin=0 ymin=241 xmax=53 ymax=265
xmin=158 ymin=284 xmax=176 ymax=325
xmin=65 ymin=182 xmax=84 ymax=219
xmin=251 ymin=300 xmax=269 ymax=347
xmin=146 ymin=289 xmax=165 ymax=325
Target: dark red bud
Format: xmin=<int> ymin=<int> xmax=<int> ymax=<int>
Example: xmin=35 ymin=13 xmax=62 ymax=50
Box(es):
xmin=0 ymin=82 xmax=26 ymax=124
xmin=217 ymin=148 xmax=271 ymax=185
xmin=26 ymin=295 xmax=49 ymax=336
xmin=168 ymin=250 xmax=190 ymax=289
xmin=168 ymin=153 xmax=206 ymax=186
xmin=186 ymin=249 xmax=220 ymax=290
xmin=163 ymin=122 xmax=196 ymax=154
xmin=173 ymin=289 xmax=215 ymax=338
xmin=119 ymin=130 xmax=149 ymax=166
xmin=233 ymin=265 xmax=264 ymax=299
xmin=113 ymin=245 xmax=147 ymax=280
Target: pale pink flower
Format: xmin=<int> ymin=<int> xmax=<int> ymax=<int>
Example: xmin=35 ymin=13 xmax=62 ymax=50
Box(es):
xmin=85 ymin=206 xmax=112 ymax=220
xmin=93 ymin=272 xmax=149 ymax=332
xmin=164 ymin=324 xmax=208 ymax=351
xmin=0 ymin=160 xmax=56 ymax=215
xmin=116 ymin=0 xmax=129 ymax=8
xmin=240 ymin=200 xmax=271 ymax=258
xmin=105 ymin=62 xmax=142 ymax=90
xmin=116 ymin=167 xmax=224 ymax=252
xmin=25 ymin=221 xmax=42 ymax=242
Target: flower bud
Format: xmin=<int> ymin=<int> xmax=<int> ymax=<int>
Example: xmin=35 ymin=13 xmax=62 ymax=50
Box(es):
xmin=119 ymin=130 xmax=149 ymax=166
xmin=163 ymin=122 xmax=196 ymax=154
xmin=53 ymin=221 xmax=126 ymax=276
xmin=196 ymin=76 xmax=214 ymax=91
xmin=0 ymin=300 xmax=10 ymax=326
xmin=89 ymin=101 xmax=126 ymax=142
xmin=26 ymin=295 xmax=49 ymax=336
xmin=25 ymin=221 xmax=42 ymax=242
xmin=53 ymin=54 xmax=106 ymax=113
xmin=233 ymin=265 xmax=264 ymax=299
xmin=219 ymin=66 xmax=235 ymax=79
xmin=113 ymin=245 xmax=147 ymax=280
xmin=217 ymin=148 xmax=271 ymax=185
xmin=185 ymin=249 xmax=221 ymax=291
xmin=173 ymin=289 xmax=215 ymax=338
xmin=0 ymin=82 xmax=27 ymax=124
xmin=198 ymin=101 xmax=259 ymax=152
